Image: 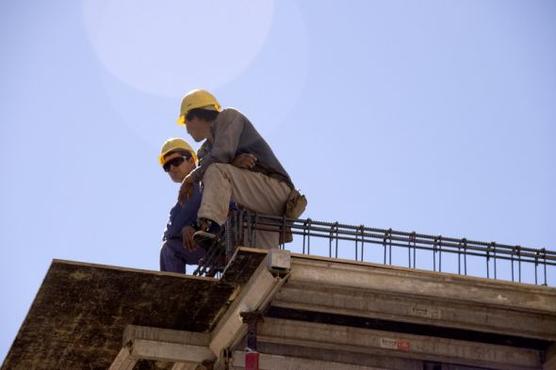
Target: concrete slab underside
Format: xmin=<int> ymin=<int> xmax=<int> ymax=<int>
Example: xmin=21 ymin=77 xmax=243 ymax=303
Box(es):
xmin=2 ymin=260 xmax=236 ymax=370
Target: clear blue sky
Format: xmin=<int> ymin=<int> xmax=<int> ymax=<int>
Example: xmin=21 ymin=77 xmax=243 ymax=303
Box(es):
xmin=1 ymin=0 xmax=555 ymax=361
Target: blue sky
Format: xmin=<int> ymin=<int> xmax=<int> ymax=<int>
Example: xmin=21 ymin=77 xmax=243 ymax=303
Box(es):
xmin=1 ymin=0 xmax=555 ymax=361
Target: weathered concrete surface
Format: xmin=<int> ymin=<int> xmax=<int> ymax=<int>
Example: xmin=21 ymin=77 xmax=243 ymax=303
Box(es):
xmin=271 ymin=254 xmax=556 ymax=341
xmin=2 ymin=260 xmax=236 ymax=370
xmin=231 ymin=350 xmax=391 ymax=369
xmin=273 ymin=282 xmax=556 ymax=340
xmin=4 ymin=248 xmax=556 ymax=369
xmin=220 ymin=247 xmax=267 ymax=284
xmin=108 ymin=325 xmax=215 ymax=370
xmin=252 ymin=342 xmax=423 ymax=370
xmin=256 ymin=318 xmax=542 ymax=370
xmin=210 ymin=252 xmax=289 ymax=357
xmin=545 ymin=343 xmax=556 ymax=370
xmin=287 ymin=254 xmax=556 ymax=312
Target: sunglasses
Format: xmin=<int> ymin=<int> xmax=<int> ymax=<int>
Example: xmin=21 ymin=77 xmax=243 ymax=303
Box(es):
xmin=163 ymin=154 xmax=191 ymax=172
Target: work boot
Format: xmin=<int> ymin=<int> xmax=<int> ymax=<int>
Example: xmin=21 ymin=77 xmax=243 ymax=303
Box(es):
xmin=194 ymin=218 xmax=221 ymax=251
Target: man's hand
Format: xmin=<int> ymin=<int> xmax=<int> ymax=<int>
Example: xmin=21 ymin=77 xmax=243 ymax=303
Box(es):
xmin=232 ymin=153 xmax=257 ymax=169
xmin=178 ymin=175 xmax=194 ymax=205
xmin=182 ymin=225 xmax=197 ymax=251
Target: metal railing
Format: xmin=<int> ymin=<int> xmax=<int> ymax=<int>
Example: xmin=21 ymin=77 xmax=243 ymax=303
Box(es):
xmin=203 ymin=211 xmax=556 ymax=286
xmin=192 ymin=211 xmax=556 ymax=286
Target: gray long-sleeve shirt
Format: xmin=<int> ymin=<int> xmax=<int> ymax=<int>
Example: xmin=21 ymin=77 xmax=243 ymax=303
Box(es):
xmin=189 ymin=108 xmax=293 ymax=188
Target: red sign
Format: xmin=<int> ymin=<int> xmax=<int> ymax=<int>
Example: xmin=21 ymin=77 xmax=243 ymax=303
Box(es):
xmin=245 ymin=351 xmax=259 ymax=370
xmin=397 ymin=339 xmax=411 ymax=352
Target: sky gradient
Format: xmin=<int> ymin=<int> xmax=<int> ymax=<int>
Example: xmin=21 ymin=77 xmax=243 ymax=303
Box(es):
xmin=1 ymin=0 xmax=555 ymax=361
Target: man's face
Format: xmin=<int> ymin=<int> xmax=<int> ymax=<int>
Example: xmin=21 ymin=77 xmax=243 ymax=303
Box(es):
xmin=163 ymin=152 xmax=195 ymax=183
xmin=186 ymin=116 xmax=208 ymax=142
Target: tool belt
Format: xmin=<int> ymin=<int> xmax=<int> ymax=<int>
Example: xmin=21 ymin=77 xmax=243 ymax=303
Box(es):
xmin=285 ymin=189 xmax=307 ymax=218
xmin=280 ymin=189 xmax=308 ymax=243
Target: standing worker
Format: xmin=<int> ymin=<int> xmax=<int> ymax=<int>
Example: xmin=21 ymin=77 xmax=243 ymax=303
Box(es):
xmin=158 ymin=138 xmax=205 ymax=273
xmin=176 ymin=89 xmax=305 ymax=249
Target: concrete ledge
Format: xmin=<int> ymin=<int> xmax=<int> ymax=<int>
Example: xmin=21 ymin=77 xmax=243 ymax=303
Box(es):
xmin=257 ymin=318 xmax=542 ymax=370
xmin=231 ymin=350 xmax=389 ymax=370
xmin=210 ymin=249 xmax=290 ymax=357
xmin=273 ymin=281 xmax=556 ymax=340
xmin=109 ymin=325 xmax=214 ymax=370
xmin=288 ymin=254 xmax=556 ymax=313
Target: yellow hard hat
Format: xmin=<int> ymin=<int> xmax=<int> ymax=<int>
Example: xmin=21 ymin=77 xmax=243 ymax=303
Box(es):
xmin=159 ymin=138 xmax=198 ymax=165
xmin=177 ymin=89 xmax=222 ymax=125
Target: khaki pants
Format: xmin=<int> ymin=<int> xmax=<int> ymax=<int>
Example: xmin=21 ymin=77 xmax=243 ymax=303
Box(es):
xmin=198 ymin=163 xmax=291 ymax=249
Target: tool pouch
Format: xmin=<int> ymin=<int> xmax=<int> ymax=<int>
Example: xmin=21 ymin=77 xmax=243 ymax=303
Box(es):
xmin=280 ymin=189 xmax=307 ymax=244
xmin=285 ymin=189 xmax=307 ymax=219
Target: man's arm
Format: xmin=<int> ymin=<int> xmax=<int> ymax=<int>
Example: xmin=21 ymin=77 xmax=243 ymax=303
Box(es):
xmin=177 ymin=183 xmax=202 ymax=250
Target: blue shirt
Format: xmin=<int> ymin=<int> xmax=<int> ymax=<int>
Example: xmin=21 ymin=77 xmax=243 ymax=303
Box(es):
xmin=162 ymin=183 xmax=202 ymax=241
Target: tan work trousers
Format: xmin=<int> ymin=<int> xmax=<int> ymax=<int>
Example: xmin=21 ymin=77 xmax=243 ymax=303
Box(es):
xmin=198 ymin=163 xmax=291 ymax=249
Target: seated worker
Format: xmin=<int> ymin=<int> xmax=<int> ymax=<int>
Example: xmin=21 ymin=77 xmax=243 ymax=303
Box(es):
xmin=159 ymin=138 xmax=205 ymax=273
xmin=176 ymin=89 xmax=304 ymax=249
xmin=159 ymin=137 xmax=259 ymax=273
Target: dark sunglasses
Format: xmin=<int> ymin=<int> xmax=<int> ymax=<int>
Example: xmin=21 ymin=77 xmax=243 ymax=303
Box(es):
xmin=163 ymin=154 xmax=191 ymax=172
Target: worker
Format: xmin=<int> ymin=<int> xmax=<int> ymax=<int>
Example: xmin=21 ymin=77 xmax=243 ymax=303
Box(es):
xmin=158 ymin=138 xmax=206 ymax=273
xmin=159 ymin=137 xmax=261 ymax=273
xmin=176 ymin=89 xmax=305 ymax=250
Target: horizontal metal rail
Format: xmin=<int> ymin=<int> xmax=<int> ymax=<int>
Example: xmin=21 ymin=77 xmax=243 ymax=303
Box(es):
xmin=223 ymin=211 xmax=556 ymax=286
